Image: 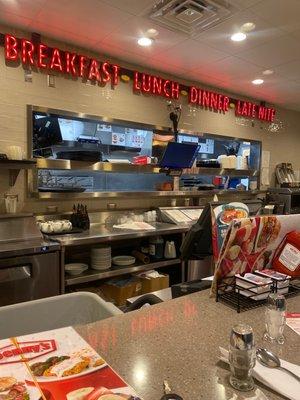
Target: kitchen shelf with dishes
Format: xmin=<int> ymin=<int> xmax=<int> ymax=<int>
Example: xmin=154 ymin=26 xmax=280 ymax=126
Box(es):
xmin=63 ymin=229 xmax=184 ymax=296
xmin=65 ymin=258 xmax=182 ymax=286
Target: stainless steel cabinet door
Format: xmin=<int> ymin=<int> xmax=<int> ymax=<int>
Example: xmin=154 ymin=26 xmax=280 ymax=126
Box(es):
xmin=0 ymin=252 xmax=60 ymax=306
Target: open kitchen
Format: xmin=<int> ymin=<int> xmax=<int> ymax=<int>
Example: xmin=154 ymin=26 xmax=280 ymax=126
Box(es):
xmin=0 ymin=1 xmax=299 ymax=399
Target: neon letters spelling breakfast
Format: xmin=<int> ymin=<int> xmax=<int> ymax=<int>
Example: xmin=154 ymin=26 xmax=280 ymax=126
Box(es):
xmin=3 ymin=33 xmax=276 ymax=122
xmin=4 ymin=34 xmax=120 ymax=85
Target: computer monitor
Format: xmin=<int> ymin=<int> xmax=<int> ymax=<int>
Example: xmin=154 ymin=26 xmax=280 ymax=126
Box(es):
xmin=159 ymin=142 xmax=200 ymax=169
xmin=180 ymin=203 xmax=212 ymax=260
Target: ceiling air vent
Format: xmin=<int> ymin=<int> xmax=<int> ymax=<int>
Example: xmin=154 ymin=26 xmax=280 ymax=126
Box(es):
xmin=149 ymin=0 xmax=238 ymax=38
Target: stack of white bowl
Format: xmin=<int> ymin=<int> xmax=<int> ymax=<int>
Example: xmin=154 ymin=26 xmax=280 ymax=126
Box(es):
xmin=91 ymin=246 xmax=111 ymax=270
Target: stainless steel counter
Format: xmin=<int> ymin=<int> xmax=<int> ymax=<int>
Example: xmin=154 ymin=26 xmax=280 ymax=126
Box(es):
xmin=48 ymin=222 xmax=189 ymax=246
xmin=77 ymin=290 xmax=300 ymax=400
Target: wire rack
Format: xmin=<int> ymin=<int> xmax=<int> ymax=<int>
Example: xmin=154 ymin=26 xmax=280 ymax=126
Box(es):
xmin=216 ymin=276 xmax=300 ymax=313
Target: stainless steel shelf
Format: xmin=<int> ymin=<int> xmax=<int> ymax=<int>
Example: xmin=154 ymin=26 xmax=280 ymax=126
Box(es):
xmin=36 ymin=189 xmax=265 ymax=200
xmin=35 ymin=159 xmax=259 ymax=177
xmin=65 ymin=258 xmax=181 ymax=286
xmin=36 ymin=158 xmax=161 ymax=173
xmin=182 ymin=167 xmax=259 ymax=177
xmin=0 ymin=159 xmax=36 ymax=169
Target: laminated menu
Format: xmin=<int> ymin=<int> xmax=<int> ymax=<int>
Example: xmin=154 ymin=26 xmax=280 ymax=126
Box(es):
xmin=211 ymin=214 xmax=300 ymax=293
xmin=211 ymin=202 xmax=250 ymax=263
xmin=0 ymin=327 xmax=141 ymax=400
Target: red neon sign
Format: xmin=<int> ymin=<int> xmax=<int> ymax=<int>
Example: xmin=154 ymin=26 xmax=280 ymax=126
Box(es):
xmin=189 ymin=86 xmax=230 ymax=112
xmin=5 ymin=34 xmax=120 ymax=86
xmin=21 ymin=39 xmax=35 ymax=65
xmin=133 ymin=71 xmax=180 ymax=100
xmin=235 ymin=100 xmax=275 ymax=122
xmin=3 ymin=33 xmax=276 ymax=122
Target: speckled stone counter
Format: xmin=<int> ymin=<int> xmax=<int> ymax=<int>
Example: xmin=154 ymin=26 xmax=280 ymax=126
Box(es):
xmin=76 ymin=290 xmax=300 ymax=400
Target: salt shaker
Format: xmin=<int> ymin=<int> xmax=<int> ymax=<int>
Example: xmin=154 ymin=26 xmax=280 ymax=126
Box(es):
xmin=264 ymin=293 xmax=286 ymax=344
xmin=229 ymin=324 xmax=256 ymax=391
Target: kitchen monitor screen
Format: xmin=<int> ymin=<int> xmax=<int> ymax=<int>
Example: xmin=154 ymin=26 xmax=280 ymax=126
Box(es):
xmin=159 ymin=142 xmax=200 ymax=169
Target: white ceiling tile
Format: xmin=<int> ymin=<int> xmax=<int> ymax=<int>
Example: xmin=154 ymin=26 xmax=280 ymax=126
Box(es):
xmin=31 ymin=22 xmax=100 ymax=51
xmin=185 ymin=72 xmax=226 ymax=88
xmin=228 ymin=0 xmax=264 ymax=9
xmin=101 ymin=16 xmax=187 ymax=58
xmin=263 ymin=79 xmax=300 ymax=98
xmin=0 ymin=0 xmax=46 ymax=19
xmin=0 ymin=11 xmax=33 ymax=29
xmin=190 ymin=56 xmax=263 ymax=83
xmin=153 ymin=39 xmax=228 ymax=70
xmin=237 ymin=34 xmax=300 ymax=68
xmin=35 ymin=0 xmax=132 ymax=39
xmin=290 ymin=28 xmax=300 ymax=42
xmin=95 ymin=41 xmax=149 ymax=66
xmin=99 ymin=0 xmax=154 ymax=16
xmin=195 ymin=9 xmax=284 ymax=55
xmin=251 ymin=0 xmax=300 ymax=33
xmin=275 ymin=60 xmax=300 ymax=81
xmin=249 ymin=79 xmax=300 ymax=106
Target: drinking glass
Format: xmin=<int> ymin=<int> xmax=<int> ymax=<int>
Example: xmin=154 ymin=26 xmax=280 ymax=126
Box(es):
xmin=264 ymin=293 xmax=286 ymax=344
xmin=229 ymin=324 xmax=256 ymax=391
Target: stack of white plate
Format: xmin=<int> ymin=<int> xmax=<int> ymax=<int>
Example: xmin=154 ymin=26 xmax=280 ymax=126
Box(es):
xmin=91 ymin=246 xmax=111 ymax=270
xmin=112 ymin=256 xmax=136 ymax=266
xmin=65 ymin=263 xmax=88 ymax=276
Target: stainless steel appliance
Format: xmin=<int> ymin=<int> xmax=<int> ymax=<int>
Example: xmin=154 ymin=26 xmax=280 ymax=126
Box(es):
xmin=267 ymin=188 xmax=300 ymax=214
xmin=0 ymin=215 xmax=60 ymax=306
xmin=275 ymin=163 xmax=299 ymax=187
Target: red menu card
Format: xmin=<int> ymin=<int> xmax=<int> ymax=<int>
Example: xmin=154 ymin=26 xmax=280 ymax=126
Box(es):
xmin=0 ymin=327 xmax=142 ymax=400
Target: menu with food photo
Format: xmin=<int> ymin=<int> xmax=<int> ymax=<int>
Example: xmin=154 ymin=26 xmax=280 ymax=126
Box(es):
xmin=212 ymin=214 xmax=300 ymax=293
xmin=211 ymin=202 xmax=250 ymax=263
xmin=0 ymin=327 xmax=142 ymax=400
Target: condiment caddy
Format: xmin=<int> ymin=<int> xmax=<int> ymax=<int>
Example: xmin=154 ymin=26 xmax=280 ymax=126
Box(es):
xmin=216 ymin=269 xmax=299 ymax=313
xmin=70 ymin=203 xmax=90 ymax=230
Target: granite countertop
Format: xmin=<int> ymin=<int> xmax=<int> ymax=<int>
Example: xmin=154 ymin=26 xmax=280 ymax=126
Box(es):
xmin=76 ymin=290 xmax=300 ymax=400
xmin=48 ymin=222 xmax=189 ymax=246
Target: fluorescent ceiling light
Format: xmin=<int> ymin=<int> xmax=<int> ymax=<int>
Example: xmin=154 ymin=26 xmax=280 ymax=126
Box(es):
xmin=263 ymin=69 xmax=274 ymax=75
xmin=231 ymin=32 xmax=247 ymax=42
xmin=137 ymin=37 xmax=153 ymax=47
xmin=241 ymin=22 xmax=256 ymax=32
xmin=147 ymin=28 xmax=159 ymax=37
xmin=252 ymin=79 xmax=264 ymax=85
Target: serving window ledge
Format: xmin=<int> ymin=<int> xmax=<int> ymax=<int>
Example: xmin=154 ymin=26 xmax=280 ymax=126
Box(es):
xmin=33 ymin=189 xmax=266 ymax=200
